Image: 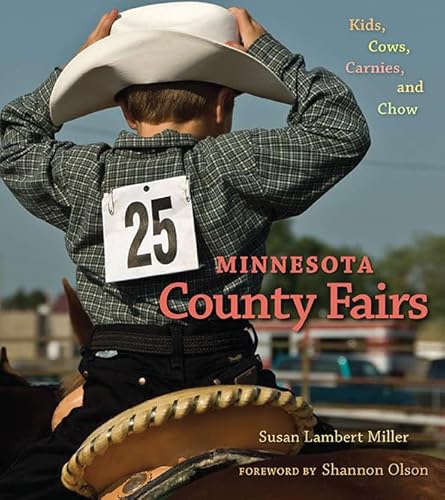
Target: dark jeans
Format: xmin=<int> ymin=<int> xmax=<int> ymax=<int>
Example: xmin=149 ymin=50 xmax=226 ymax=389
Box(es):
xmin=0 ymin=343 xmax=271 ymax=499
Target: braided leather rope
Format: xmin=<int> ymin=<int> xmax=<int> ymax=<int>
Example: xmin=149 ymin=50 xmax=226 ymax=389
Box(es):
xmin=61 ymin=385 xmax=315 ymax=498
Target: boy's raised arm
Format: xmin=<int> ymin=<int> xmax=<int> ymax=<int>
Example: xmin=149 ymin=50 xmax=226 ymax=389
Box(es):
xmin=209 ymin=7 xmax=371 ymax=220
xmin=0 ymin=71 xmax=75 ymax=231
xmin=0 ymin=10 xmax=118 ymax=231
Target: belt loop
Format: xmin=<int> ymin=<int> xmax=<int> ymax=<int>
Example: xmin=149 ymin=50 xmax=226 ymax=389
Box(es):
xmin=247 ymin=322 xmax=258 ymax=353
xmin=170 ymin=325 xmax=184 ymax=370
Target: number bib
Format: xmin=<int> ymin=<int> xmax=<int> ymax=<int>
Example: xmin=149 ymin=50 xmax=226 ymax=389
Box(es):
xmin=102 ymin=176 xmax=199 ymax=283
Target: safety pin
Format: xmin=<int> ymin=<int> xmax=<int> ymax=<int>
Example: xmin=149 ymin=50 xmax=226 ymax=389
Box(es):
xmin=108 ymin=191 xmax=115 ymax=215
xmin=185 ymin=175 xmax=191 ymax=203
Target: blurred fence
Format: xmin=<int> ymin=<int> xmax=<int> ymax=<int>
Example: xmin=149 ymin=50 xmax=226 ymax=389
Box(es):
xmin=274 ymin=371 xmax=445 ymax=418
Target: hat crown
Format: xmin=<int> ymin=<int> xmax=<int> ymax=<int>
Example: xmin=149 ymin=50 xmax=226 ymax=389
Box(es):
xmin=112 ymin=2 xmax=239 ymax=44
xmin=50 ymin=1 xmax=294 ymax=125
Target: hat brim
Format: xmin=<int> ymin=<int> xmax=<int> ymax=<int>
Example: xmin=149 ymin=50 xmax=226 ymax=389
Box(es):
xmin=50 ymin=30 xmax=295 ymax=125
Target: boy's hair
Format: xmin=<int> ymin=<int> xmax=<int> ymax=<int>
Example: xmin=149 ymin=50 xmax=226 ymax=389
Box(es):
xmin=116 ymin=81 xmax=233 ymax=124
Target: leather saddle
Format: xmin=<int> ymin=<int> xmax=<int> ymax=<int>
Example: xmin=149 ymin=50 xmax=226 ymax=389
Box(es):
xmin=60 ymin=385 xmax=315 ymax=499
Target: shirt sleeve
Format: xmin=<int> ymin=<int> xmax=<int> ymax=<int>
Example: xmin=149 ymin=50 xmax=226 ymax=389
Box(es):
xmin=199 ymin=33 xmax=371 ymax=221
xmin=0 ymin=70 xmax=108 ymax=232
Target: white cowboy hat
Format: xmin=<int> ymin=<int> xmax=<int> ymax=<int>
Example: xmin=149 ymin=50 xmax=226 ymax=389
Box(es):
xmin=49 ymin=2 xmax=295 ymax=125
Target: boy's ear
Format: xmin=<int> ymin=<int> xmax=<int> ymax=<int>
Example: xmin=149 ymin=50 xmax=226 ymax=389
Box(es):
xmin=118 ymin=100 xmax=138 ymax=130
xmin=215 ymin=87 xmax=235 ymax=125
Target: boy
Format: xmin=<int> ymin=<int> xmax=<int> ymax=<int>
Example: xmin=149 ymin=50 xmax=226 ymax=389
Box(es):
xmin=0 ymin=4 xmax=370 ymax=498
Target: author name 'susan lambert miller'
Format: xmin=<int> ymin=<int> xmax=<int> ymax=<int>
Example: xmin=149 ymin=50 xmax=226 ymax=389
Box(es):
xmin=159 ymin=255 xmax=429 ymax=331
xmin=258 ymin=429 xmax=410 ymax=444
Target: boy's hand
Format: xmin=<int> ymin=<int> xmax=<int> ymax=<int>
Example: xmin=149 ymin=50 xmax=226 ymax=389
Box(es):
xmin=78 ymin=9 xmax=119 ymax=54
xmin=226 ymin=7 xmax=266 ymax=52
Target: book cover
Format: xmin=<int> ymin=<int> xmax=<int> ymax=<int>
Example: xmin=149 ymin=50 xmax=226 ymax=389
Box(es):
xmin=0 ymin=1 xmax=443 ymax=499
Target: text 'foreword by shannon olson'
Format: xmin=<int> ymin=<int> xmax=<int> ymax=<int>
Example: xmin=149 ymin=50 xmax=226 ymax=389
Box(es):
xmin=159 ymin=256 xmax=429 ymax=332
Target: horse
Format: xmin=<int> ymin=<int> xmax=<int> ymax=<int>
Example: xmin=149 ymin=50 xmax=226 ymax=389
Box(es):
xmin=0 ymin=279 xmax=89 ymax=473
xmin=57 ymin=381 xmax=444 ymax=499
xmin=167 ymin=449 xmax=445 ymax=500
xmin=2 ymin=281 xmax=444 ymax=498
xmin=0 ymin=347 xmax=59 ymax=474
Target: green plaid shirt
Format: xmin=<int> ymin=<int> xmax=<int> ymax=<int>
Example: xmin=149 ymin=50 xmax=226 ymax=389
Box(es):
xmin=0 ymin=34 xmax=370 ymax=326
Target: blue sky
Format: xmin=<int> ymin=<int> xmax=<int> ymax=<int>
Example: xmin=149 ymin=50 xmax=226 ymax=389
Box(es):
xmin=0 ymin=0 xmax=443 ymax=298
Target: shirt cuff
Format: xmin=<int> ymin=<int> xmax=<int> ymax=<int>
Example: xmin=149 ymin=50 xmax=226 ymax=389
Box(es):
xmin=247 ymin=33 xmax=295 ymax=76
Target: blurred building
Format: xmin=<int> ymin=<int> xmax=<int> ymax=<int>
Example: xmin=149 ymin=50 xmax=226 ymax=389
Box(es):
xmin=0 ymin=292 xmax=77 ymax=372
xmin=0 ymin=310 xmax=37 ymax=361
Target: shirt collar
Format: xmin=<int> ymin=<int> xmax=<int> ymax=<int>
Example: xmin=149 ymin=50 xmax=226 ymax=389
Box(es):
xmin=113 ymin=129 xmax=198 ymax=150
